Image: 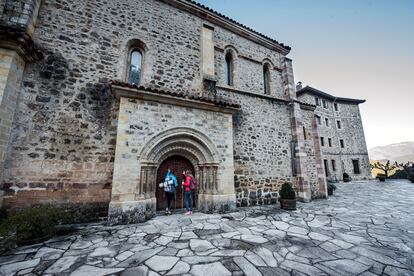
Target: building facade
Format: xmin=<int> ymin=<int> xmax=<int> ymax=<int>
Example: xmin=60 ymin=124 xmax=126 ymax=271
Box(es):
xmin=296 ymin=85 xmax=371 ymax=182
xmin=0 ymin=0 xmax=367 ymax=224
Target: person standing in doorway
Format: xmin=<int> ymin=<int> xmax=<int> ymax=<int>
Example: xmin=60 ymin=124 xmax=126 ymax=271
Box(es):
xmin=182 ymin=170 xmax=196 ymax=216
xmin=162 ymin=169 xmax=178 ymax=215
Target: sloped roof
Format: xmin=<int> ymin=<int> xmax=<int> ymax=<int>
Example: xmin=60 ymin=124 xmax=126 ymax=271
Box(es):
xmin=296 ymin=86 xmax=366 ymax=104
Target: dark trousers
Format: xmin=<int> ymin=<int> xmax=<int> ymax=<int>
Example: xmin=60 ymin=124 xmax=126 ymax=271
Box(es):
xmin=166 ymin=192 xmax=174 ymax=210
xmin=185 ymin=191 xmax=193 ymax=211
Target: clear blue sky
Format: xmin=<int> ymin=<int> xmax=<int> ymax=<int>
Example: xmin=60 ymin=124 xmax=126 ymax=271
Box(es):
xmin=196 ymin=0 xmax=414 ymax=149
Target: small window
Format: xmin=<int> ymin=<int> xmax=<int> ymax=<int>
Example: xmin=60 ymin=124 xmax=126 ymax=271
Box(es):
xmin=225 ymin=52 xmax=233 ymax=86
xmin=128 ymin=49 xmax=142 ymax=84
xmin=328 ymin=138 xmax=332 ymax=147
xmin=324 ymin=159 xmax=329 ymax=177
xmin=316 ymin=115 xmax=321 ymax=125
xmin=336 ymin=120 xmax=341 ymax=129
xmin=315 ymin=97 xmax=320 ymax=106
xmin=303 ymin=126 xmax=307 ymax=140
xmin=322 ymin=100 xmax=328 ymax=108
xmin=352 ymin=160 xmax=360 ymax=174
xmin=334 ymin=103 xmax=338 ymax=111
xmin=263 ymin=64 xmax=271 ymax=95
xmin=325 ymin=118 xmax=329 ymax=127
xmin=320 ymin=137 xmax=325 ymax=147
xmin=331 ymin=160 xmax=336 ymax=171
xmin=340 ymin=139 xmax=345 ymax=148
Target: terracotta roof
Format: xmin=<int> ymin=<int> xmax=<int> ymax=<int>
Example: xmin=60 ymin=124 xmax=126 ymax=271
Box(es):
xmin=294 ymin=100 xmax=316 ymax=108
xmin=296 ymin=86 xmax=366 ymax=104
xmin=109 ymin=80 xmax=240 ymax=109
xmin=184 ymin=0 xmax=291 ymax=52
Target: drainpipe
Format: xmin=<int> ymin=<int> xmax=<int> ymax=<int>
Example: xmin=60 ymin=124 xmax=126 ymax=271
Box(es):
xmin=332 ymin=97 xmax=344 ymax=180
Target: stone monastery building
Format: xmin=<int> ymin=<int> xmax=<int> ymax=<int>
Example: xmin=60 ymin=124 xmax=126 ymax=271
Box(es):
xmin=0 ymin=0 xmax=370 ymax=223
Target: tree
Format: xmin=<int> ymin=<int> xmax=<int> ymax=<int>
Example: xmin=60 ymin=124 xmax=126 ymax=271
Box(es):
xmin=396 ymin=161 xmax=414 ymax=179
xmin=370 ymin=160 xmax=398 ymax=178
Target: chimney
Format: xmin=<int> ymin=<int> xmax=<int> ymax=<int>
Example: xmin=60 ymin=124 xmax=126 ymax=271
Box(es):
xmin=296 ymin=82 xmax=303 ymax=91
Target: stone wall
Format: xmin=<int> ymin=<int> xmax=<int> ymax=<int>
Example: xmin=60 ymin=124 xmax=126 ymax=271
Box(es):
xmin=217 ymin=88 xmax=293 ymax=207
xmin=214 ymin=26 xmax=285 ymax=99
xmin=0 ymin=49 xmax=25 ymax=208
xmin=2 ymin=0 xmax=298 ymax=216
xmin=108 ymin=91 xmax=236 ymax=223
xmin=301 ymin=107 xmax=327 ymax=198
xmin=298 ymin=93 xmax=371 ymax=181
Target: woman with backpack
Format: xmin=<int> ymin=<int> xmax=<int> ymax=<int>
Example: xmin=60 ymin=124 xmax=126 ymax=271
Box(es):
xmin=182 ymin=170 xmax=196 ymax=216
xmin=160 ymin=169 xmax=178 ymax=215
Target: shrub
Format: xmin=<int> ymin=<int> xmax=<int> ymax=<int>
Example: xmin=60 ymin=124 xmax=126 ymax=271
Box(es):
xmin=279 ymin=182 xmax=296 ymax=200
xmin=0 ymin=206 xmax=68 ymax=253
xmin=327 ymin=183 xmax=337 ymax=191
xmin=376 ymin=173 xmax=386 ymax=182
xmin=343 ymin=173 xmax=350 ymax=182
xmin=409 ymin=173 xmax=414 ymax=183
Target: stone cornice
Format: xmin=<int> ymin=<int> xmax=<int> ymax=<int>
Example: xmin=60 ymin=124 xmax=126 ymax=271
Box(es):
xmin=217 ymin=85 xmax=290 ymax=104
xmin=159 ymin=0 xmax=291 ymax=55
xmin=0 ymin=26 xmax=42 ymax=62
xmin=110 ymin=84 xmax=239 ymax=114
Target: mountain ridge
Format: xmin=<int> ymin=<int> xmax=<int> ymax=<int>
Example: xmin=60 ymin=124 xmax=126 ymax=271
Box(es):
xmin=369 ymin=141 xmax=414 ymax=163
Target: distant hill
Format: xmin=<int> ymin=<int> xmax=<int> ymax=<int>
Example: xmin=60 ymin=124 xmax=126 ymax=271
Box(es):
xmin=369 ymin=141 xmax=414 ymax=163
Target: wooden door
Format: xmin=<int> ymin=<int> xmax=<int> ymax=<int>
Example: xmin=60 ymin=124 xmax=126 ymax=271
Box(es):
xmin=156 ymin=155 xmax=195 ymax=211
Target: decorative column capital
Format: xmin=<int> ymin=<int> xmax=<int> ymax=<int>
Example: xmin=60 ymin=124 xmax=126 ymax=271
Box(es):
xmin=0 ymin=26 xmax=42 ymax=62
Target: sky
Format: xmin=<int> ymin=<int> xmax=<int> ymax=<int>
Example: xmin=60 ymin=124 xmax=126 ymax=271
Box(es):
xmin=196 ymin=0 xmax=414 ymax=149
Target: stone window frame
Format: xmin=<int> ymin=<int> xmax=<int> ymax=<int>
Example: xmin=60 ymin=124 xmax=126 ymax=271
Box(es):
xmin=223 ymin=46 xmax=238 ymax=87
xmin=315 ymin=97 xmax=321 ymax=106
xmin=352 ymin=159 xmax=361 ymax=174
xmin=320 ymin=136 xmax=325 ymax=147
xmin=262 ymin=60 xmax=272 ymax=95
xmin=336 ymin=120 xmax=342 ymax=129
xmin=339 ymin=138 xmax=345 ymax=148
xmin=331 ymin=159 xmax=336 ymax=171
xmin=325 ymin=117 xmax=329 ymax=127
xmin=328 ymin=138 xmax=332 ymax=147
xmin=316 ymin=115 xmax=321 ymax=125
xmin=334 ymin=102 xmax=339 ymax=112
xmin=125 ymin=39 xmax=147 ymax=85
xmin=322 ymin=99 xmax=328 ymax=109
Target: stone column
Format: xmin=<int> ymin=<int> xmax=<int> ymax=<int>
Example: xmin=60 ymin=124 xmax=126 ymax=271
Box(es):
xmin=143 ymin=164 xmax=157 ymax=219
xmin=283 ymin=57 xmax=312 ymax=202
xmin=0 ymin=0 xmax=42 ymax=208
xmin=108 ymin=97 xmax=150 ymax=224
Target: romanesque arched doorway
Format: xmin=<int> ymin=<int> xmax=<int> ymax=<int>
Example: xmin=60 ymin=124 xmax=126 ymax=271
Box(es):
xmin=155 ymin=155 xmax=196 ymax=211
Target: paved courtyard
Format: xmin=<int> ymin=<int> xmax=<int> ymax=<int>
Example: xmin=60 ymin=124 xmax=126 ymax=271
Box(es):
xmin=1 ymin=180 xmax=413 ymax=276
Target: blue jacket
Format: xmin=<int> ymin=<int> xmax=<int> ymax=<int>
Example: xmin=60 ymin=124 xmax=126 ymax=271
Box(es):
xmin=164 ymin=171 xmax=178 ymax=193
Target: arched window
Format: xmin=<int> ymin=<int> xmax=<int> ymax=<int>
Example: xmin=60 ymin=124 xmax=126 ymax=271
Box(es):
xmin=128 ymin=49 xmax=142 ymax=84
xmin=263 ymin=64 xmax=271 ymax=94
xmin=225 ymin=52 xmax=233 ymax=86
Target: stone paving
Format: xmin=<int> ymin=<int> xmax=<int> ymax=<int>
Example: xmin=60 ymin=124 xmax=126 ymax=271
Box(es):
xmin=1 ymin=180 xmax=413 ymax=276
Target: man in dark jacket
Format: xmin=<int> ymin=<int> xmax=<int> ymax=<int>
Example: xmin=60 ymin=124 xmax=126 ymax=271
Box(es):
xmin=161 ymin=169 xmax=178 ymax=215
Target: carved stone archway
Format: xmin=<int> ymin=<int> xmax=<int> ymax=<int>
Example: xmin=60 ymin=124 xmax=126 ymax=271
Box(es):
xmin=139 ymin=128 xmax=220 ymax=216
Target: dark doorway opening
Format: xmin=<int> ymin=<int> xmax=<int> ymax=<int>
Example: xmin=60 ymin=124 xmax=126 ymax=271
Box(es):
xmin=156 ymin=155 xmax=196 ymax=211
xmin=323 ymin=159 xmax=329 ymax=177
xmin=352 ymin=159 xmax=360 ymax=174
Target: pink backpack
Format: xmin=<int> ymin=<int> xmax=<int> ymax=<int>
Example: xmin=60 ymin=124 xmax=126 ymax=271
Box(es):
xmin=189 ymin=177 xmax=197 ymax=191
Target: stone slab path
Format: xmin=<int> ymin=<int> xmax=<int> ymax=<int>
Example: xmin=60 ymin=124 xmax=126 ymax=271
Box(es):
xmin=1 ymin=180 xmax=413 ymax=275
